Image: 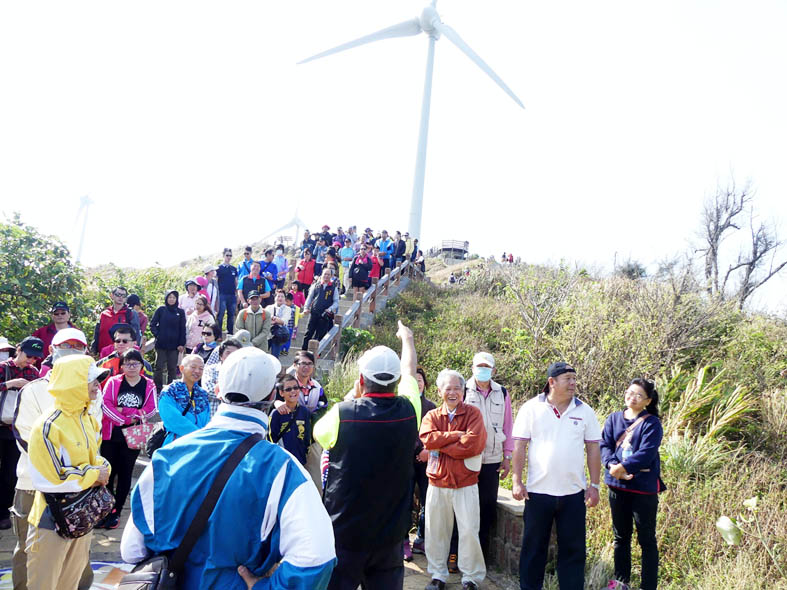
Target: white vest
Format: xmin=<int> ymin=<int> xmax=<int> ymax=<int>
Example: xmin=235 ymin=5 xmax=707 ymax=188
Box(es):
xmin=464 ymin=377 xmax=507 ymax=464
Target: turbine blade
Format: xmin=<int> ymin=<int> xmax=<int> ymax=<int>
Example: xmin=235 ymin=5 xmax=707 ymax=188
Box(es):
xmin=298 ymin=18 xmax=422 ymax=65
xmin=433 ymin=21 xmax=524 ymax=109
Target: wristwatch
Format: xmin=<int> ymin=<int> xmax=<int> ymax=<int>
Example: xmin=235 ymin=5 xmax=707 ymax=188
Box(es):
xmin=589 ymin=483 xmax=600 ymax=490
xmin=504 ymin=454 xmax=512 ymax=460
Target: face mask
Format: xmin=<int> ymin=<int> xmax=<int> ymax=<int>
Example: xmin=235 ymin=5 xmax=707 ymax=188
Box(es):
xmin=52 ymin=347 xmax=83 ymax=362
xmin=0 ymin=352 xmax=9 ymax=362
xmin=473 ymin=367 xmax=493 ymax=382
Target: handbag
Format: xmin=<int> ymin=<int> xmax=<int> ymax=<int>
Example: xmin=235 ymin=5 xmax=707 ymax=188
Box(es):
xmin=0 ymin=364 xmax=22 ymax=426
xmin=43 ymin=485 xmax=115 ymax=539
xmin=146 ymin=404 xmax=191 ymax=458
xmin=123 ymin=416 xmax=155 ymax=450
xmin=118 ymin=433 xmax=263 ymax=590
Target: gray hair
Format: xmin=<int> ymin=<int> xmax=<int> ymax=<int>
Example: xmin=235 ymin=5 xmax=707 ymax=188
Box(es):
xmin=436 ymin=369 xmax=465 ymax=391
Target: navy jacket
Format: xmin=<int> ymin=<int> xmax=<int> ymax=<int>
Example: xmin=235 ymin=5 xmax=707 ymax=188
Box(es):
xmin=600 ymin=410 xmax=663 ymax=494
xmin=149 ymin=290 xmax=186 ymax=350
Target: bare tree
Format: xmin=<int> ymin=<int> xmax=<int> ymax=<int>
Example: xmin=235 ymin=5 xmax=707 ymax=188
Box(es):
xmin=697 ymin=180 xmax=752 ymax=298
xmin=697 ymin=180 xmax=786 ymax=308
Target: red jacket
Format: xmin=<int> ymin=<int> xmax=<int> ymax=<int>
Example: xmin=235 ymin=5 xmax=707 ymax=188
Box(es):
xmin=420 ymin=402 xmax=487 ymax=489
xmin=295 ymin=258 xmax=316 ymax=285
xmin=93 ymin=305 xmax=135 ymax=353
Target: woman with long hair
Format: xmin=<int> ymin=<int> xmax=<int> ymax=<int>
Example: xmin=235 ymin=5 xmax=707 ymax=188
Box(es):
xmin=600 ymin=378 xmax=664 ymax=590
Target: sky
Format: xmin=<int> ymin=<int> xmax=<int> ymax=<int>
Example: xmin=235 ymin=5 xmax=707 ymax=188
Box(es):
xmin=1 ymin=1 xmax=786 ymax=313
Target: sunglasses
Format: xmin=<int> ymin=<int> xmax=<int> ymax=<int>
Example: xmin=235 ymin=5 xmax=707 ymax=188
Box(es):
xmin=202 ymin=331 xmax=214 ymax=336
xmin=113 ymin=292 xmax=128 ymax=298
xmin=114 ymin=338 xmax=131 ymax=343
xmin=280 ymin=386 xmax=300 ymax=393
xmin=52 ymin=310 xmax=68 ymax=316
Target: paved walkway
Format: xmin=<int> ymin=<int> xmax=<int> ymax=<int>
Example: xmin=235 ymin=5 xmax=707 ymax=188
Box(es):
xmin=0 ymin=517 xmax=515 ymax=589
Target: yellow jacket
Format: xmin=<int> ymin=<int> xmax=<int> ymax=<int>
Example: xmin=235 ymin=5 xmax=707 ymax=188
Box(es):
xmin=27 ymin=355 xmax=110 ymax=528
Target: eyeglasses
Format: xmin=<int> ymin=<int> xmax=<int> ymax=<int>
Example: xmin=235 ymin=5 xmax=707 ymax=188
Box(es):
xmin=224 ymin=254 xmax=232 ymax=258
xmin=298 ymin=361 xmax=314 ymax=367
xmin=281 ymin=386 xmax=300 ymax=393
xmin=114 ymin=338 xmax=131 ymax=344
xmin=123 ymin=362 xmax=142 ymax=369
xmin=113 ymin=292 xmax=127 ymax=298
xmin=202 ymin=331 xmax=214 ymax=336
xmin=56 ymin=343 xmax=85 ymax=351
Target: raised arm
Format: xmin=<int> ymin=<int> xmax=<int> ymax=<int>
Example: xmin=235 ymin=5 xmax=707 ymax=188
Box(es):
xmin=397 ymin=321 xmax=416 ymax=380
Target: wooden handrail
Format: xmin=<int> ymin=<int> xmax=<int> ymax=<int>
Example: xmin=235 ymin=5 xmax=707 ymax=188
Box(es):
xmin=145 ymin=259 xmax=420 ymax=361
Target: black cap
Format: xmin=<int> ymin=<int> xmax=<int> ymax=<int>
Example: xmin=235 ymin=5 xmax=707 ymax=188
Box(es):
xmin=542 ymin=361 xmax=576 ymax=393
xmin=126 ymin=294 xmax=141 ymax=308
xmin=247 ymin=290 xmax=261 ymax=299
xmin=50 ymin=301 xmax=69 ymax=313
xmin=109 ymin=323 xmax=138 ymax=342
xmin=19 ymin=336 xmax=45 ymax=358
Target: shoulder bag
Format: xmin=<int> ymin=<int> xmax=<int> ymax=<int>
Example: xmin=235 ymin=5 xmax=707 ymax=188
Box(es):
xmin=615 ymin=413 xmax=667 ymax=493
xmin=118 ymin=433 xmax=263 ymax=590
xmin=0 ymin=364 xmax=22 ymax=426
xmin=44 ymin=484 xmax=115 ymax=539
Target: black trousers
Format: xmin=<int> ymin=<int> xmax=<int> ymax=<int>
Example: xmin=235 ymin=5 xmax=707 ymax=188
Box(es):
xmin=328 ymin=541 xmax=404 ymax=590
xmin=301 ymin=312 xmax=332 ymax=350
xmin=101 ymin=436 xmax=140 ymax=515
xmin=412 ymin=461 xmax=429 ymax=540
xmin=154 ymin=348 xmax=179 ymax=392
xmin=0 ymin=433 xmax=19 ymax=520
xmin=609 ymin=488 xmax=659 ymax=590
xmin=519 ymin=491 xmax=586 ymax=590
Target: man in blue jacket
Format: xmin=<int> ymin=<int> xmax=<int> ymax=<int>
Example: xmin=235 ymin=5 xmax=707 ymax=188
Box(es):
xmin=121 ymin=347 xmax=336 ymax=589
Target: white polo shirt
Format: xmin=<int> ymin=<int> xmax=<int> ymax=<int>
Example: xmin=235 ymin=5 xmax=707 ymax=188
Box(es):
xmin=512 ymin=393 xmax=601 ymax=496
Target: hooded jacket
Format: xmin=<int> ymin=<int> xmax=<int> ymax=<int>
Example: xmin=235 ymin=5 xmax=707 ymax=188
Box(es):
xmin=27 ymin=355 xmax=110 ymax=528
xmin=150 ymin=290 xmax=187 ymax=351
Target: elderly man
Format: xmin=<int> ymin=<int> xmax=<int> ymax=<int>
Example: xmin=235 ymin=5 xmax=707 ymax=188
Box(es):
xmin=300 ymin=268 xmax=339 ymax=350
xmin=512 ymin=362 xmax=602 ymax=590
xmin=314 ymin=321 xmax=421 ymax=590
xmin=463 ymin=352 xmax=514 ymax=561
xmin=420 ymin=369 xmax=487 ymax=590
xmin=234 ymin=291 xmax=272 ymax=352
xmin=11 ymin=329 xmax=96 ymax=590
xmin=158 ymin=354 xmax=210 ymax=448
xmin=122 ymin=347 xmax=336 ymax=589
xmin=0 ymin=336 xmax=44 ymax=530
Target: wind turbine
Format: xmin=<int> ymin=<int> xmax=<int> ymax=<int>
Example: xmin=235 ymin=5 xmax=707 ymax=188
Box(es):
xmin=74 ymin=195 xmax=93 ymax=264
xmin=298 ymin=1 xmax=524 ymax=243
xmin=259 ymin=207 xmax=311 ymax=248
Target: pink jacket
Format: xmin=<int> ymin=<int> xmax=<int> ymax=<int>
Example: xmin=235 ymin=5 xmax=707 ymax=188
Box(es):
xmin=101 ymin=374 xmax=158 ymax=440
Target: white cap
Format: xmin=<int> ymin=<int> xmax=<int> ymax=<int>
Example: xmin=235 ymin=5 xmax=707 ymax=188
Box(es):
xmin=87 ymin=363 xmax=110 ymax=383
xmin=0 ymin=337 xmax=14 ymax=352
xmin=358 ymin=346 xmax=401 ymax=386
xmin=472 ymin=352 xmax=495 ymax=368
xmin=52 ymin=328 xmax=88 ymax=347
xmin=218 ymin=347 xmax=281 ymax=403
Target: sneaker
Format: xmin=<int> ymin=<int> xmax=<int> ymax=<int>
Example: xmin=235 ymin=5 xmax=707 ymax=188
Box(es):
xmin=412 ymin=538 xmax=425 ymax=554
xmin=403 ymin=540 xmax=413 ymax=562
xmin=104 ymin=512 xmax=120 ymax=530
xmin=607 ymin=580 xmax=629 ymax=590
xmin=462 ymin=582 xmax=478 ymax=590
xmin=0 ymin=518 xmax=11 ymax=530
xmin=447 ymin=553 xmax=459 ymax=573
xmin=425 ymin=580 xmax=446 ymax=590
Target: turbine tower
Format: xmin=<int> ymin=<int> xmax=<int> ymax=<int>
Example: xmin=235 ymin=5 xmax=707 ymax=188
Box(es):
xmin=299 ymin=1 xmax=524 ymax=243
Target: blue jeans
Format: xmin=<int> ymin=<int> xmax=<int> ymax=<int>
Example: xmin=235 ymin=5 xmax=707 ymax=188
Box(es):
xmin=519 ymin=491 xmax=586 ymax=590
xmin=217 ymin=292 xmax=237 ymax=334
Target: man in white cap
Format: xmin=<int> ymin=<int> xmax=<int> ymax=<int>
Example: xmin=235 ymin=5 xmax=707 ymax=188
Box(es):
xmin=121 ymin=347 xmax=336 ymax=589
xmin=10 ymin=329 xmax=96 ymax=590
xmin=463 ymin=351 xmax=514 ymax=562
xmin=314 ymin=321 xmax=421 ymax=590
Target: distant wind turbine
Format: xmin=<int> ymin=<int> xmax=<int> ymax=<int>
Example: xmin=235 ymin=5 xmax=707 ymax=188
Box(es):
xmin=259 ymin=207 xmax=311 ymax=247
xmin=298 ymin=1 xmax=524 ymax=243
xmin=74 ymin=195 xmax=93 ymax=264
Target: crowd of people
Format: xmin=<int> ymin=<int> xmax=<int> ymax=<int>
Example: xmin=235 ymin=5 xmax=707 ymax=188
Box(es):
xmin=0 ymin=224 xmax=665 ymax=590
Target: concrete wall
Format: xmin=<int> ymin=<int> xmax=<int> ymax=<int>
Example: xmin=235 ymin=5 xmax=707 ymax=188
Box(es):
xmin=489 ymin=487 xmax=524 ymax=575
